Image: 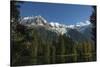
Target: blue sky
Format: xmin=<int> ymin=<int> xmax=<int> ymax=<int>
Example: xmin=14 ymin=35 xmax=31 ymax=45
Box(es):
xmin=19 ymin=1 xmax=93 ymax=25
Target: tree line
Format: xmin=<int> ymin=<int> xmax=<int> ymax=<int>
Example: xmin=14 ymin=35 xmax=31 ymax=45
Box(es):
xmin=10 ymin=1 xmax=96 ymax=66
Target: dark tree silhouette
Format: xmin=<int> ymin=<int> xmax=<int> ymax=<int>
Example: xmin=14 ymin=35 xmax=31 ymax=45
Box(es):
xmin=90 ymin=6 xmax=97 ymax=43
xmin=10 ymin=1 xmax=97 ymax=66
xmin=90 ymin=6 xmax=97 ymax=61
xmin=11 ymin=0 xmax=20 ymax=22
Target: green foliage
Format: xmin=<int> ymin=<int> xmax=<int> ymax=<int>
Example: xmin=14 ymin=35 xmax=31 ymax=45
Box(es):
xmin=11 ymin=2 xmax=96 ymax=66
xmin=11 ymin=26 xmax=96 ymax=66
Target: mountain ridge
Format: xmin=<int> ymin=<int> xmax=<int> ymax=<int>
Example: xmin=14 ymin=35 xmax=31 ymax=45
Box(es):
xmin=19 ymin=15 xmax=92 ymax=42
xmin=19 ymin=15 xmax=91 ymax=34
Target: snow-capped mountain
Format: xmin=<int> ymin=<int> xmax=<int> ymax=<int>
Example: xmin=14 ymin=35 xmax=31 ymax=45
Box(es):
xmin=20 ymin=15 xmax=47 ymax=26
xmin=19 ymin=16 xmax=92 ymax=42
xmin=20 ymin=16 xmax=68 ymax=35
xmin=20 ymin=15 xmax=91 ymax=34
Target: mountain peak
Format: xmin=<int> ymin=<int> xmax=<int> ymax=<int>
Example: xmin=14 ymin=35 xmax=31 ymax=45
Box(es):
xmin=19 ymin=15 xmax=91 ymax=35
xmin=34 ymin=15 xmax=47 ymax=24
xmin=20 ymin=15 xmax=47 ymax=26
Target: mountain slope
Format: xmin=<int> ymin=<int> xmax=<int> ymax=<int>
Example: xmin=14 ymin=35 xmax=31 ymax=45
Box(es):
xmin=19 ymin=15 xmax=92 ymax=42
